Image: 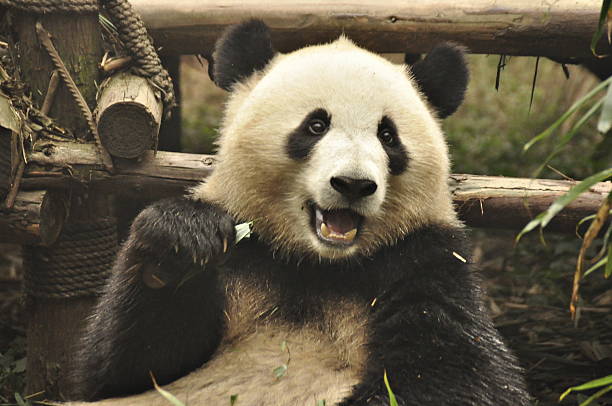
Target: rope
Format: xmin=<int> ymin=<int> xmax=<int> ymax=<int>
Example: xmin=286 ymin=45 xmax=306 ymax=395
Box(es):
xmin=24 ymin=218 xmax=118 ymax=299
xmin=101 ymin=0 xmax=176 ymax=117
xmin=0 ymin=0 xmax=176 ymax=118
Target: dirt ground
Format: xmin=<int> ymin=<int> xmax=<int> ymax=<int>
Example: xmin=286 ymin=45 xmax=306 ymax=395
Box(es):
xmin=1 ymin=230 xmax=610 ymax=405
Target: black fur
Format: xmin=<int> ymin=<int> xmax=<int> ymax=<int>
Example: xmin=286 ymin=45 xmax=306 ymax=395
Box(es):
xmin=212 ymin=19 xmax=275 ymax=91
xmin=286 ymin=108 xmax=331 ymax=160
xmin=411 ymin=43 xmax=469 ymax=118
xmin=378 ymin=116 xmax=409 ymax=175
xmin=70 ymin=197 xmax=235 ymax=400
xmin=72 ymin=197 xmax=529 ymax=404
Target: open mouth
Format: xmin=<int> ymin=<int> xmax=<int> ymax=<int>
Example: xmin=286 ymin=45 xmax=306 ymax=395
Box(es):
xmin=307 ymin=201 xmax=364 ymax=246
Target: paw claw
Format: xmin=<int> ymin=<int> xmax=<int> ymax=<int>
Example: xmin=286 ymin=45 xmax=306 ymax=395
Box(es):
xmin=223 ymin=238 xmax=228 ymax=253
xmin=142 ymin=267 xmax=167 ymax=289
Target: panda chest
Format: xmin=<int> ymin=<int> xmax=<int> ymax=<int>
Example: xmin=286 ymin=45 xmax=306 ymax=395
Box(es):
xmin=209 ymin=274 xmax=370 ymax=404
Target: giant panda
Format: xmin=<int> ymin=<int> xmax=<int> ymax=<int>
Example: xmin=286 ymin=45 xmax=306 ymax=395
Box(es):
xmin=69 ymin=20 xmax=530 ymax=406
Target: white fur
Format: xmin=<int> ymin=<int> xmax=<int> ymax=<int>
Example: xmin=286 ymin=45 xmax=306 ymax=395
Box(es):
xmin=68 ymin=278 xmax=369 ymax=406
xmin=194 ymin=36 xmax=459 ymax=259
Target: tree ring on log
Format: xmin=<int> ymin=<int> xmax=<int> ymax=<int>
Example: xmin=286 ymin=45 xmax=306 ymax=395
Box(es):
xmin=98 ymin=103 xmax=157 ymax=158
xmin=96 ymin=73 xmax=163 ymax=159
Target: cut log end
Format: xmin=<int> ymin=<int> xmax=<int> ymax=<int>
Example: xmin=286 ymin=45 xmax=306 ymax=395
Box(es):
xmin=96 ymin=73 xmax=163 ymax=159
xmin=98 ymin=103 xmax=158 ymax=158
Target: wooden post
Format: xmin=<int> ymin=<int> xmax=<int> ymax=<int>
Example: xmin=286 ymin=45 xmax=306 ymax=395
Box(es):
xmin=10 ymin=9 xmax=115 ymax=400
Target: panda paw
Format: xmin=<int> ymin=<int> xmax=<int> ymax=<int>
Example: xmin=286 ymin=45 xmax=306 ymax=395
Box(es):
xmin=124 ymin=197 xmax=236 ymax=289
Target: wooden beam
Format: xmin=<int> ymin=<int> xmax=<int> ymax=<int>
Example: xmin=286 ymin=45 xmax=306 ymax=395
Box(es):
xmin=14 ymin=141 xmax=612 ymax=235
xmin=131 ymin=0 xmax=607 ymax=58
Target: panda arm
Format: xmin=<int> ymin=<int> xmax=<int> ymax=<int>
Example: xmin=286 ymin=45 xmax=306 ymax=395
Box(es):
xmin=70 ymin=197 xmax=234 ymax=400
xmin=342 ymin=229 xmax=529 ymax=406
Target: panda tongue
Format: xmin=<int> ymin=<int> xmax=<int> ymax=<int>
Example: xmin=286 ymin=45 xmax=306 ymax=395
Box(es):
xmin=323 ymin=209 xmax=357 ymax=234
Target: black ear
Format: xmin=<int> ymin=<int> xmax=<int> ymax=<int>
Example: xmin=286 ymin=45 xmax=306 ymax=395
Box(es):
xmin=410 ymin=43 xmax=469 ymax=118
xmin=212 ymin=19 xmax=276 ymax=91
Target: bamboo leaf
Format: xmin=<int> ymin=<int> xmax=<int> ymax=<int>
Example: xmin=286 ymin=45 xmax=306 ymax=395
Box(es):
xmin=579 ymin=384 xmax=612 ymax=406
xmin=534 ymin=97 xmax=604 ymax=176
xmin=517 ymin=169 xmax=612 ymax=242
xmin=273 ymin=364 xmax=287 ymax=379
xmin=571 ymin=191 xmax=612 ymax=318
xmin=591 ymin=0 xmax=612 ymax=56
xmin=523 ymin=76 xmax=612 ymax=151
xmin=598 ymin=82 xmax=612 ymax=133
xmin=584 ymin=256 xmax=608 ymax=277
xmin=150 ymin=372 xmax=186 ymax=406
xmin=606 ymin=243 xmax=612 ymax=278
xmin=540 ymin=169 xmax=612 ymax=228
xmin=560 ymin=375 xmax=612 ymax=401
xmin=235 ymin=221 xmax=253 ymax=244
xmin=516 ymin=214 xmax=546 ymax=242
xmin=383 ymin=370 xmax=399 ymax=406
xmin=14 ymin=393 xmax=28 ymax=406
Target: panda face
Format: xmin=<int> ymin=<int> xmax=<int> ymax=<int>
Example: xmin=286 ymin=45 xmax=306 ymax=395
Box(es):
xmin=197 ymin=36 xmax=462 ymax=260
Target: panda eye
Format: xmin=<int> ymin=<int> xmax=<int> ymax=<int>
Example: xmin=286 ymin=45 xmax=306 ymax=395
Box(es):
xmin=378 ymin=128 xmax=396 ymax=146
xmin=307 ymin=119 xmax=328 ymax=135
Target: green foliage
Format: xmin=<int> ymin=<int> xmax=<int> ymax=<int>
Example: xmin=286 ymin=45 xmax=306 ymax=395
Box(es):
xmin=0 ymin=337 xmax=26 ymax=404
xmin=444 ymin=56 xmax=601 ymax=178
xmin=516 ymin=170 xmax=612 ymax=240
xmin=151 ymin=372 xmax=186 ymax=406
xmin=523 ymin=76 xmax=612 ymax=153
xmin=383 ymin=371 xmax=399 ymax=406
xmin=591 ymin=0 xmax=612 ymax=55
xmin=560 ymin=375 xmax=612 ymax=405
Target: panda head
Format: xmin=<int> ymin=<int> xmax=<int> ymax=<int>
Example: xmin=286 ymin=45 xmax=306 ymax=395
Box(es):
xmin=196 ymin=20 xmax=468 ymax=260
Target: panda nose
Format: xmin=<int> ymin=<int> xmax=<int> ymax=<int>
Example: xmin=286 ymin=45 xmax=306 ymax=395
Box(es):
xmin=330 ymin=176 xmax=378 ymax=201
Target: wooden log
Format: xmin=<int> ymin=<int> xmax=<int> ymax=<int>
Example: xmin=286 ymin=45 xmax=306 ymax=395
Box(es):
xmin=449 ymin=175 xmax=611 ymax=233
xmin=16 ymin=140 xmax=612 ymax=233
xmin=0 ymin=190 xmax=68 ymax=246
xmin=96 ymin=73 xmax=163 ymax=158
xmin=11 ymin=9 xmax=111 ymax=401
xmin=131 ymin=0 xmax=609 ymax=58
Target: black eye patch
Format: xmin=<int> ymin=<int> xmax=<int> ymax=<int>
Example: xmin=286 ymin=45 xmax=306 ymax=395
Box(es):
xmin=287 ymin=108 xmax=331 ymax=160
xmin=378 ymin=116 xmax=408 ymax=175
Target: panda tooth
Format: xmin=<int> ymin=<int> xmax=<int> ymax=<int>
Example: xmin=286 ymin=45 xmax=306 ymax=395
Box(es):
xmin=315 ymin=207 xmax=324 ymax=223
xmin=320 ymin=222 xmax=331 ymax=238
xmin=345 ymin=228 xmax=357 ymax=242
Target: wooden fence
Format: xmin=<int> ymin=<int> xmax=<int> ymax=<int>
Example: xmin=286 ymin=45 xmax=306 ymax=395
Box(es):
xmin=0 ymin=0 xmax=610 ymax=401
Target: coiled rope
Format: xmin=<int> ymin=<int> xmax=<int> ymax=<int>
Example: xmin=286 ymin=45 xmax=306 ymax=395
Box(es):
xmin=0 ymin=0 xmax=176 ymax=116
xmin=24 ymin=219 xmax=118 ymax=298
